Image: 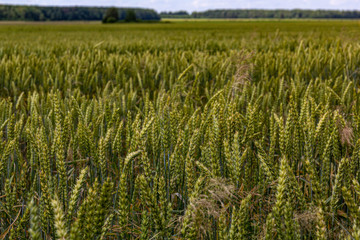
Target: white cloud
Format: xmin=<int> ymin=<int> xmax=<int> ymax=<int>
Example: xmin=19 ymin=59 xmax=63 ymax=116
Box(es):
xmin=329 ymin=0 xmax=359 ymax=6
xmin=330 ymin=0 xmax=346 ymax=6
xmin=192 ymin=0 xmax=210 ymax=8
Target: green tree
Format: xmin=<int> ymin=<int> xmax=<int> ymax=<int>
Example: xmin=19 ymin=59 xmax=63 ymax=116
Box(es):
xmin=125 ymin=10 xmax=137 ymax=22
xmin=102 ymin=7 xmax=118 ymax=23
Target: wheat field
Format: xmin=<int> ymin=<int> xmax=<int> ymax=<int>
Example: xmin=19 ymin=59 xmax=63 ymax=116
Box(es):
xmin=1 ymin=21 xmax=360 ymax=239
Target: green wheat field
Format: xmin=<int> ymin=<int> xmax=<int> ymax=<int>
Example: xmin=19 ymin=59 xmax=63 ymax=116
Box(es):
xmin=1 ymin=20 xmax=360 ymax=239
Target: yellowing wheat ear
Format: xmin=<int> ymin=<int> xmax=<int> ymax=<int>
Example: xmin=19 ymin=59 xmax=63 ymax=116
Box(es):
xmin=52 ymin=195 xmax=68 ymax=240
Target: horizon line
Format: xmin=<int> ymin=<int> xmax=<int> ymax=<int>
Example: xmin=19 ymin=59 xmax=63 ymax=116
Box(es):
xmin=1 ymin=3 xmax=360 ymax=13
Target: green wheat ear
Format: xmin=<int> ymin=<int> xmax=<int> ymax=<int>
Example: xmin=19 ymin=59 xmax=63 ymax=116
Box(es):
xmin=99 ymin=214 xmax=114 ymax=240
xmin=229 ymin=194 xmax=252 ymax=240
xmin=29 ymin=198 xmax=41 ymax=240
xmin=316 ymin=205 xmax=328 ymax=240
xmin=68 ymin=167 xmax=88 ymax=224
xmin=181 ymin=176 xmax=205 ymax=240
xmin=118 ymin=172 xmax=128 ymax=238
xmin=352 ymin=219 xmax=360 ymax=240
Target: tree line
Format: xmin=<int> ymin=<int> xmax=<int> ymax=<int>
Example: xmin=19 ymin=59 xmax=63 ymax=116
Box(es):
xmin=0 ymin=5 xmax=160 ymax=21
xmin=161 ymin=9 xmax=360 ymax=19
xmin=191 ymin=9 xmax=360 ymax=19
xmin=2 ymin=5 xmax=360 ymax=21
xmin=160 ymin=11 xmax=191 ymax=18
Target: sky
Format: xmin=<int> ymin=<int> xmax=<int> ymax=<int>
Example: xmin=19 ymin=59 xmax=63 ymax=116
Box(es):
xmin=1 ymin=0 xmax=360 ymax=12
